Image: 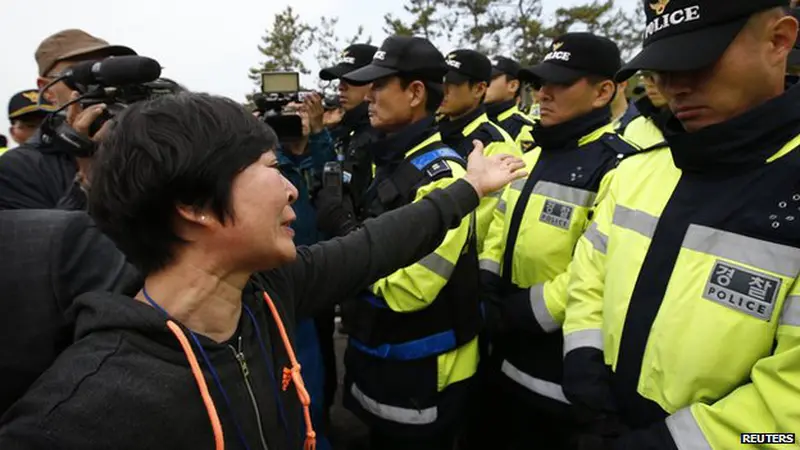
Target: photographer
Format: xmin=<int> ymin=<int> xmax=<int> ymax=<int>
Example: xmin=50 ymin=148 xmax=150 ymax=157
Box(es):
xmin=0 ymin=29 xmax=135 ymax=211
xmin=0 ymin=92 xmax=525 ymax=450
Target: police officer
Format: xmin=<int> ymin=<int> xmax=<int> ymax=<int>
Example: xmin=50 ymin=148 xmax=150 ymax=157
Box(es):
xmin=318 ymin=43 xmax=380 ymax=223
xmin=439 ymin=49 xmax=522 ymax=250
xmin=316 ymin=43 xmax=380 ymax=424
xmin=473 ymin=32 xmax=638 ymax=450
xmin=7 ymin=89 xmax=56 ymax=146
xmin=338 ymin=36 xmax=484 ymax=450
xmin=484 ymin=56 xmax=536 ymax=150
xmin=563 ymin=1 xmax=800 ymax=448
xmin=618 ymin=72 xmax=671 ymax=149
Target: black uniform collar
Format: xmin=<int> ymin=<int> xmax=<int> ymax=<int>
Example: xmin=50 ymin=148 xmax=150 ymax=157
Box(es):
xmin=485 ymin=100 xmax=516 ymax=122
xmin=372 ymin=115 xmax=438 ymax=167
xmin=438 ymin=105 xmax=486 ymax=141
xmin=531 ymin=106 xmax=611 ymax=150
xmin=667 ymin=83 xmax=800 ymax=173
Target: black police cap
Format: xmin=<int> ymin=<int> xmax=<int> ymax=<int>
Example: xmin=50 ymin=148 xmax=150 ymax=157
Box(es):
xmin=8 ymin=89 xmax=55 ymax=121
xmin=519 ymin=33 xmax=621 ymax=87
xmin=490 ymin=56 xmax=521 ymax=79
xmin=443 ymin=49 xmax=492 ymax=84
xmin=319 ymin=44 xmax=378 ymax=81
xmin=341 ymin=36 xmax=446 ymax=86
xmin=618 ymin=0 xmax=789 ymax=81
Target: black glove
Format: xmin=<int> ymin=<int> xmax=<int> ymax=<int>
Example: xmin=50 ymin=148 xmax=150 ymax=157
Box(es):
xmin=314 ymin=185 xmax=359 ymax=237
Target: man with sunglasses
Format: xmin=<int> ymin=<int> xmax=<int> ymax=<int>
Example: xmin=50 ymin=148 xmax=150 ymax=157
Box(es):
xmin=0 ymin=29 xmax=135 ymax=210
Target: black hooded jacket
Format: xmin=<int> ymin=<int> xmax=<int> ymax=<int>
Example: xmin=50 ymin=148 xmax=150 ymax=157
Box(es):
xmin=0 ymin=180 xmax=479 ymax=450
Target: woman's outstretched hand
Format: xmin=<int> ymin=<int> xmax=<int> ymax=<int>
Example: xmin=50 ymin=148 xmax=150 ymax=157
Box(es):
xmin=464 ymin=140 xmax=528 ymax=198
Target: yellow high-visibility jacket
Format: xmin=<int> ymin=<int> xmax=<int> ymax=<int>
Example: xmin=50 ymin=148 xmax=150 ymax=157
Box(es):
xmin=563 ymin=129 xmax=800 ymax=448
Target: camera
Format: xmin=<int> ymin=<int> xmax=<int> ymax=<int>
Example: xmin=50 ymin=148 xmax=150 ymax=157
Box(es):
xmin=252 ymin=72 xmax=316 ymax=141
xmin=44 ymin=55 xmax=181 ymax=157
xmin=323 ymin=95 xmax=341 ymax=111
xmin=80 ymin=78 xmax=182 ymax=136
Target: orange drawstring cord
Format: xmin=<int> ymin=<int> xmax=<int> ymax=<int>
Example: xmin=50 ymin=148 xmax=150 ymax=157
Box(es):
xmin=262 ymin=291 xmax=317 ymax=450
xmin=166 ymin=320 xmax=225 ymax=450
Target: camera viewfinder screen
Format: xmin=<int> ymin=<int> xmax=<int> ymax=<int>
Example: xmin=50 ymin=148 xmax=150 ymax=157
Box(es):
xmin=261 ymin=73 xmax=299 ymax=94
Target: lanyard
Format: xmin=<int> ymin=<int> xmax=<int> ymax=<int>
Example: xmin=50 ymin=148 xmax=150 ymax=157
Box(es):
xmin=142 ymin=286 xmax=290 ymax=449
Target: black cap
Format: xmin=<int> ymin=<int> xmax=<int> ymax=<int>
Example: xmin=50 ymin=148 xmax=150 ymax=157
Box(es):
xmin=341 ymin=36 xmax=446 ymax=86
xmin=618 ymin=0 xmax=789 ymax=81
xmin=8 ymin=89 xmax=56 ymax=121
xmin=519 ymin=33 xmax=621 ymax=87
xmin=319 ymin=44 xmax=378 ymax=81
xmin=490 ymin=56 xmax=521 ymax=79
xmin=443 ymin=49 xmax=492 ymax=84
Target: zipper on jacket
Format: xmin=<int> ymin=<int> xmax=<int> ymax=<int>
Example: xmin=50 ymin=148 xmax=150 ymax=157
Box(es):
xmin=229 ymin=336 xmax=270 ymax=450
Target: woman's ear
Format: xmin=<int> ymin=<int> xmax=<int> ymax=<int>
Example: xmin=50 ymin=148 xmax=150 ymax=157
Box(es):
xmin=176 ymin=205 xmax=214 ymax=228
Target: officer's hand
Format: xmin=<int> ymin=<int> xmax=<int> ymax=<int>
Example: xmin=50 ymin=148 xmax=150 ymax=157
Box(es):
xmin=464 ymin=140 xmax=527 ymax=198
xmin=304 ymin=93 xmax=325 ymax=135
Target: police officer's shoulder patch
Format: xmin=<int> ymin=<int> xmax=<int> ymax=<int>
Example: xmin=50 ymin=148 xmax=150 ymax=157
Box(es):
xmin=425 ymin=159 xmax=452 ymax=179
xmin=521 ymin=140 xmax=536 ymax=153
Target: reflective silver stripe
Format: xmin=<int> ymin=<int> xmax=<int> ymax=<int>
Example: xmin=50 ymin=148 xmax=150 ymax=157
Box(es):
xmin=479 ymin=259 xmax=501 ymax=275
xmin=665 ymin=407 xmax=712 ymax=450
xmin=780 ymin=295 xmax=800 ymax=326
xmin=511 ymin=179 xmax=526 ymax=191
xmin=682 ymin=224 xmax=800 ymax=278
xmin=584 ymin=222 xmax=608 ymax=254
xmin=497 ymin=199 xmax=507 ymax=214
xmin=563 ymin=329 xmax=603 ymax=356
xmin=488 ymin=191 xmax=503 ymax=199
xmin=418 ymin=252 xmax=455 ymax=279
xmin=530 ymin=284 xmax=560 ymax=332
xmin=533 ymin=181 xmax=596 ymax=206
xmin=350 ymin=383 xmax=438 ymax=425
xmin=612 ymin=205 xmax=659 ymax=239
xmin=501 ymin=360 xmax=571 ymax=404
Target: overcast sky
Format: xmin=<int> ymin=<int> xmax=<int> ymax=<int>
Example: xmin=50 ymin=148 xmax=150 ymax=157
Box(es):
xmin=1 ymin=0 xmax=638 ymax=143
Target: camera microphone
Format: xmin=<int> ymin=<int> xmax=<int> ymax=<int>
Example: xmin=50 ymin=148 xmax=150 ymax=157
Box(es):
xmin=65 ymin=56 xmax=162 ymax=87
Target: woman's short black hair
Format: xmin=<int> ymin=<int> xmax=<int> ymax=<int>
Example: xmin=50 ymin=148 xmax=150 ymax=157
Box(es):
xmin=89 ymin=92 xmax=278 ymax=275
